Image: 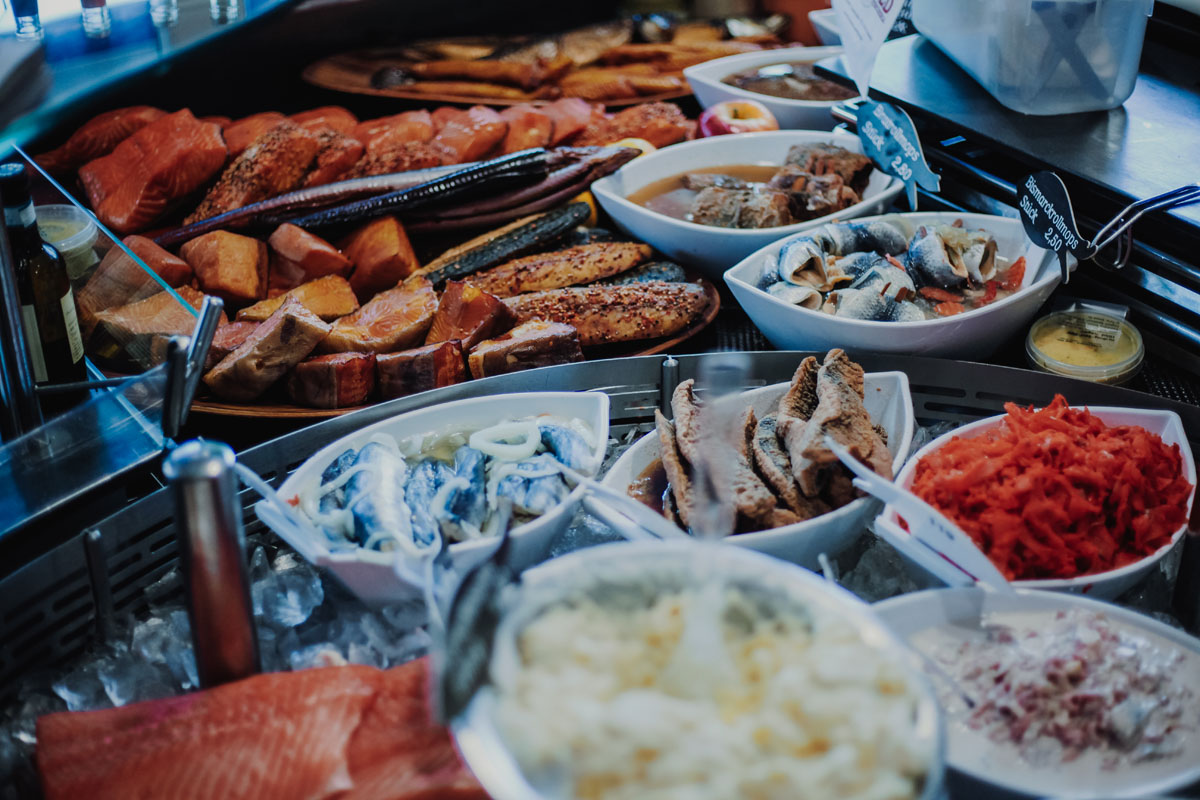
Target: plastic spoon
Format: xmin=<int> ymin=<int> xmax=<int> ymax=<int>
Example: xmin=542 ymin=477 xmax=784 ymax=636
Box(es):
xmin=824 ymin=438 xmax=1013 ymax=592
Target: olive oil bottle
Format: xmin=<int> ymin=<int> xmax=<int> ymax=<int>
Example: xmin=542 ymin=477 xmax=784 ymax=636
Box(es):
xmin=0 ymin=164 xmax=88 ymax=414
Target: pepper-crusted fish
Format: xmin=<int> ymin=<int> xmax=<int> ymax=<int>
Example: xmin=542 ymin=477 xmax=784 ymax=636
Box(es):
xmin=466 ymin=242 xmax=651 ymax=298
xmin=502 ymin=281 xmax=708 ymax=346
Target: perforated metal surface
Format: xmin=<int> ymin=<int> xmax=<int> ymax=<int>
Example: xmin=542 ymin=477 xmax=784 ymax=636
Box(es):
xmin=3 ymin=352 xmax=1200 ymax=705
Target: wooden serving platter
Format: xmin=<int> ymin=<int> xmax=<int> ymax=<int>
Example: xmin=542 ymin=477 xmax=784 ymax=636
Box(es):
xmin=301 ymin=53 xmax=693 ymax=109
xmin=188 ymin=278 xmax=720 ymax=420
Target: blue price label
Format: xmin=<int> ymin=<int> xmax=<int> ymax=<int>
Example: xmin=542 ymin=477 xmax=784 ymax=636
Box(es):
xmin=857 ymin=100 xmax=940 ymax=210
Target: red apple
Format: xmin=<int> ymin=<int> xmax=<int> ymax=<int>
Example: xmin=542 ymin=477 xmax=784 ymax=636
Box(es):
xmin=698 ymin=100 xmax=780 ymax=137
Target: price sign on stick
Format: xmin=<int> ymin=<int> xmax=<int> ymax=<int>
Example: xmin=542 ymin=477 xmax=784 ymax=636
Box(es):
xmin=1017 ymin=171 xmax=1090 ymax=284
xmin=857 ymin=100 xmax=940 ymax=210
xmin=832 ymin=0 xmax=906 ymax=97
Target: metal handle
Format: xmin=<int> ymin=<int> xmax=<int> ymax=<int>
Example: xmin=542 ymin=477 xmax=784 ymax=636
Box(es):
xmin=1090 ymin=184 xmax=1200 ymax=270
xmin=163 ymin=439 xmax=260 ymax=688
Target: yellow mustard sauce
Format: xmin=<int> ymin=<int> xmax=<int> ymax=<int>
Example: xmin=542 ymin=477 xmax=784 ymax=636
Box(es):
xmin=37 ymin=217 xmax=87 ymax=244
xmin=1033 ymin=318 xmax=1137 ymax=367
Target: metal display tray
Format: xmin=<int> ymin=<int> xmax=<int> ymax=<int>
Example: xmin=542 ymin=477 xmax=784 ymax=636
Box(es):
xmin=4 ymin=351 xmax=1200 ymax=704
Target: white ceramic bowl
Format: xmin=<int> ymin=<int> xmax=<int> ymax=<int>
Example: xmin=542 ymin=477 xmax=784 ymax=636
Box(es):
xmin=878 ymin=405 xmax=1195 ymax=600
xmin=724 ymin=211 xmax=1068 ymax=358
xmin=592 ymin=130 xmax=903 ymax=277
xmin=601 ymin=371 xmax=914 ymax=567
xmin=455 ymin=540 xmax=945 ymax=800
xmin=684 ymin=45 xmax=854 ymax=130
xmin=809 ymin=8 xmax=841 ymax=45
xmin=255 ymin=391 xmax=610 ymax=606
xmin=876 ymin=586 xmax=1200 ymax=799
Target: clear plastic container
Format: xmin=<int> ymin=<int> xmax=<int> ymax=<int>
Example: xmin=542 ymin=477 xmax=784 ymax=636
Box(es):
xmin=912 ymin=0 xmax=1154 ymax=115
xmin=1026 ymin=308 xmax=1144 ymax=384
xmin=35 ymin=204 xmax=100 ymax=281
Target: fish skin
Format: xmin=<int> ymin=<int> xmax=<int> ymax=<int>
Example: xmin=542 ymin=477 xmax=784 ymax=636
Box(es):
xmin=346 ymin=442 xmax=415 ymax=549
xmin=538 ymin=423 xmax=593 ymax=472
xmin=406 ymin=459 xmax=454 ymax=547
xmin=433 ymin=446 xmax=489 ymax=541
xmin=320 ymin=448 xmax=359 ymax=513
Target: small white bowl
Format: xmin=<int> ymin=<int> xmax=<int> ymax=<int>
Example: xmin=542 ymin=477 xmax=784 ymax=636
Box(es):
xmin=255 ymin=391 xmax=610 ymax=606
xmin=684 ymin=45 xmax=854 ymax=130
xmin=601 ymin=371 xmax=914 ymax=568
xmin=724 ymin=211 xmax=1068 ymax=359
xmin=591 ymin=129 xmax=903 ymax=277
xmin=809 ymin=8 xmax=842 ymax=45
xmin=878 ymin=405 xmax=1195 ymax=600
xmin=455 ymin=540 xmax=945 ymax=800
xmin=876 ymin=586 xmax=1200 ymax=799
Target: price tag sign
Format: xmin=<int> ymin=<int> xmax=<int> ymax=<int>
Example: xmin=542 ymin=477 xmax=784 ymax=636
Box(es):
xmin=1017 ymin=171 xmax=1091 ymax=283
xmin=857 ymin=100 xmax=940 ymax=209
xmin=832 ymin=0 xmax=906 ymax=97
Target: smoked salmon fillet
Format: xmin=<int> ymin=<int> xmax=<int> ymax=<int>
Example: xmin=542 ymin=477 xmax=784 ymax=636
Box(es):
xmin=36 ymin=106 xmax=166 ymax=174
xmin=354 ymin=111 xmax=435 ymax=152
xmin=498 ymin=105 xmax=553 ymax=154
xmin=36 ymin=660 xmax=485 ymax=800
xmin=78 ymin=110 xmax=227 ymax=234
xmin=430 ymin=106 xmax=508 ymax=164
xmin=223 ymin=111 xmax=287 ymax=156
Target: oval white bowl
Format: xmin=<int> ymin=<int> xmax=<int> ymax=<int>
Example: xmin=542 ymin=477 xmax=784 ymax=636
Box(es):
xmin=724 ymin=211 xmax=1068 ymax=359
xmin=684 ymin=45 xmax=854 ymax=129
xmin=255 ymin=391 xmax=610 ymax=606
xmin=876 ymin=586 xmax=1200 ymax=799
xmin=456 ymin=540 xmax=945 ymax=800
xmin=878 ymin=405 xmax=1195 ymax=600
xmin=809 ymin=9 xmax=842 ymax=45
xmin=592 ymin=129 xmax=903 ymax=277
xmin=600 ymin=371 xmax=914 ymax=568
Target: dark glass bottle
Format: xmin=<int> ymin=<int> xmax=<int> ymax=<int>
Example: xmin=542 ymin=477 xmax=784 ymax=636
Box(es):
xmin=0 ymin=164 xmax=89 ymax=415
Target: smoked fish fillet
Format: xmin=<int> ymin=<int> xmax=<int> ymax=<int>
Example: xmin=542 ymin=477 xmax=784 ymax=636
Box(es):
xmin=37 ymin=665 xmax=380 ymax=800
xmin=466 ymin=242 xmax=650 ymax=298
xmin=78 ymin=110 xmax=227 ymax=234
xmin=36 ymin=106 xmax=166 ymax=174
xmin=503 ymin=281 xmax=708 ymax=345
xmin=498 ymin=105 xmax=554 ymax=154
xmin=430 ymin=106 xmax=508 ymax=164
xmin=37 ymin=659 xmax=486 ymax=800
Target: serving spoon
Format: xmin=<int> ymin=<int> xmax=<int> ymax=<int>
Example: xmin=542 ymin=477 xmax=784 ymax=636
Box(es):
xmin=825 ymin=438 xmax=1013 ymax=592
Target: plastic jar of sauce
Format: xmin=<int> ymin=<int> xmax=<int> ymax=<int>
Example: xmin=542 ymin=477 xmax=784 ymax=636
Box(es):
xmin=36 ymin=204 xmax=99 ymax=281
xmin=1026 ymin=309 xmax=1143 ymax=384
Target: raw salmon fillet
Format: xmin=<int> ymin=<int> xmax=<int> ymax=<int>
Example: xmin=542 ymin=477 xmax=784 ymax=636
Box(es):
xmin=431 ymin=106 xmax=508 ymax=164
xmin=36 ymin=660 xmax=485 ymax=800
xmin=36 ymin=106 xmax=166 ymax=174
xmin=79 ymin=110 xmax=227 ymax=234
xmin=498 ymin=105 xmax=553 ymax=154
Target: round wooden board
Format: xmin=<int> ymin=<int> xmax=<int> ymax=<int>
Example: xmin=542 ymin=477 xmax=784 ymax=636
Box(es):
xmin=301 ymin=54 xmax=693 ymax=109
xmin=188 ymin=278 xmax=720 ymax=420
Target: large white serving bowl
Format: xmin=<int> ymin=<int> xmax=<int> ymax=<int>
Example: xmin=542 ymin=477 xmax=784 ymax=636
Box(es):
xmin=591 ymin=129 xmax=903 ymax=277
xmin=876 ymin=586 xmax=1200 ymax=799
xmin=455 ymin=540 xmax=945 ymax=800
xmin=809 ymin=8 xmax=842 ymax=45
xmin=878 ymin=405 xmax=1195 ymax=600
xmin=255 ymin=391 xmax=610 ymax=606
xmin=684 ymin=45 xmax=853 ymax=130
xmin=600 ymin=371 xmax=913 ymax=568
xmin=724 ymin=211 xmax=1068 ymax=358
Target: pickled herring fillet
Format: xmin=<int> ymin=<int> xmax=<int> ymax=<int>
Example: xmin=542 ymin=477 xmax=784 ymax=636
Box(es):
xmin=79 ymin=110 xmax=227 ymax=234
xmin=36 ymin=106 xmax=166 ymax=174
xmin=36 ymin=660 xmax=487 ymax=800
xmin=502 ymin=281 xmax=708 ymax=346
xmin=466 ymin=242 xmax=651 ymax=298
